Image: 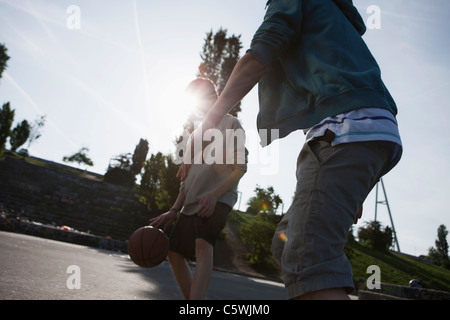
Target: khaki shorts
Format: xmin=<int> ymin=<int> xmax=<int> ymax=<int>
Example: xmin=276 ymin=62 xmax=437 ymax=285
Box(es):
xmin=271 ymin=139 xmax=401 ymax=299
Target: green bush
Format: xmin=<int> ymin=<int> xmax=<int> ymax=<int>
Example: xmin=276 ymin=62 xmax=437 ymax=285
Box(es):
xmin=240 ymin=214 xmax=276 ymax=267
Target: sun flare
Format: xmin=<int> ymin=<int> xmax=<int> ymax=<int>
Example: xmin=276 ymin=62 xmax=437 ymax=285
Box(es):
xmin=150 ymin=75 xmax=201 ymax=137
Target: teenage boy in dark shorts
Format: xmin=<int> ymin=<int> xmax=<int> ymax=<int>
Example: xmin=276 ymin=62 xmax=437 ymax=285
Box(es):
xmin=150 ymin=78 xmax=248 ymax=300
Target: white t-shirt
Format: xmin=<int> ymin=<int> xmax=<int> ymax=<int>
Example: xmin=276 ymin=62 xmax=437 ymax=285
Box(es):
xmin=305 ymin=107 xmax=402 ymax=147
xmin=304 ymin=107 xmax=403 ymax=175
xmin=180 ymin=114 xmax=248 ymax=215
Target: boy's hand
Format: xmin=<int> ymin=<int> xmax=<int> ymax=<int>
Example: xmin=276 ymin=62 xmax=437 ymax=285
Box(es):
xmin=197 ymin=192 xmax=219 ymax=218
xmin=149 ymin=209 xmax=178 ymax=230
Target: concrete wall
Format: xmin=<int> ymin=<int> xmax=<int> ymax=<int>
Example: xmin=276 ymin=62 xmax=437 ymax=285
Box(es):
xmin=0 ymin=153 xmax=152 ymax=242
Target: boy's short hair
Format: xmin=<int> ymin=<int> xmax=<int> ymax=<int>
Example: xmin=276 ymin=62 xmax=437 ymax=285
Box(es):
xmin=186 ymin=77 xmax=218 ymax=100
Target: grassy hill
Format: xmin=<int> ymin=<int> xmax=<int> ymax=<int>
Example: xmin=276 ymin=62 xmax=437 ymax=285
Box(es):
xmin=348 ymin=242 xmax=450 ymax=292
xmin=226 ymin=210 xmax=450 ymax=293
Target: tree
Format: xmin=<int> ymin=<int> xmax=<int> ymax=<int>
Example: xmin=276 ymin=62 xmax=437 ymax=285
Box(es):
xmin=247 ymin=185 xmax=283 ymax=216
xmin=26 ymin=115 xmax=46 ymax=149
xmin=9 ymin=119 xmax=30 ymax=152
xmin=0 ymin=43 xmax=10 ymax=80
xmin=198 ymin=28 xmax=243 ymax=117
xmin=140 ymin=152 xmax=167 ymax=212
xmin=428 ymin=224 xmax=450 ymax=269
xmin=173 ymin=28 xmax=242 ymax=152
xmin=103 ymin=152 xmax=135 ymax=187
xmin=164 ymin=155 xmax=181 ymax=206
xmin=357 ymin=220 xmax=393 ymax=252
xmin=0 ymin=44 xmax=14 ymax=156
xmin=104 ymin=139 xmax=150 ymax=188
xmin=108 ymin=153 xmax=132 ymax=170
xmin=240 ymin=215 xmax=276 ymax=267
xmin=63 ymin=147 xmax=94 ymax=168
xmin=0 ymin=102 xmax=15 ymax=155
xmin=131 ymin=138 xmax=149 ymax=176
xmin=139 ymin=152 xmax=179 ymax=213
xmin=238 ymin=185 xmax=283 ymax=267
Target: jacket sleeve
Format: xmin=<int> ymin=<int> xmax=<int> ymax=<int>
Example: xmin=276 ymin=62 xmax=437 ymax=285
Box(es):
xmin=248 ymin=0 xmax=303 ymax=67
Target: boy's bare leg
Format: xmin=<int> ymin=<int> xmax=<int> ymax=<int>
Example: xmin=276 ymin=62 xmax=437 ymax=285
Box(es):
xmin=168 ymin=250 xmax=192 ymax=299
xmin=294 ymin=288 xmax=350 ymax=300
xmin=189 ymin=238 xmax=214 ymax=300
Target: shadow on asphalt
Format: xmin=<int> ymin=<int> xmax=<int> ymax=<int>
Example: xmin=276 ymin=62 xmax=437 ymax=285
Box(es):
xmin=119 ymin=256 xmax=286 ymax=300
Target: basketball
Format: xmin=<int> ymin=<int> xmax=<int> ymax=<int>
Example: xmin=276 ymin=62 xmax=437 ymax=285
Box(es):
xmin=128 ymin=226 xmax=169 ymax=268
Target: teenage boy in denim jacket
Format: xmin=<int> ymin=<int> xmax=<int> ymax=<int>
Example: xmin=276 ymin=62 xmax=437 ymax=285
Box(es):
xmin=196 ymin=0 xmax=402 ymax=299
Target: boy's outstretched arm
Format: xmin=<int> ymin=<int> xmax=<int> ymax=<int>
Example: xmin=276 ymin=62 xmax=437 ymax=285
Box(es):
xmin=202 ymin=52 xmax=265 ymax=131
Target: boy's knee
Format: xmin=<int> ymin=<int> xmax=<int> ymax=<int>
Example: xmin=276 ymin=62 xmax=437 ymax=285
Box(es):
xmin=168 ymin=250 xmax=183 ymax=262
xmin=195 ymin=238 xmax=213 ymax=255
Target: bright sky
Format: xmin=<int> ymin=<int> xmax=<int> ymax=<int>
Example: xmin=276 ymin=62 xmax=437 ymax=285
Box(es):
xmin=1 ymin=0 xmax=449 ymax=257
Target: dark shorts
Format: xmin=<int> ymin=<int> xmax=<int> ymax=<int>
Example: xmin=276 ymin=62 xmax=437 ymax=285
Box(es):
xmin=169 ymin=202 xmax=232 ymax=259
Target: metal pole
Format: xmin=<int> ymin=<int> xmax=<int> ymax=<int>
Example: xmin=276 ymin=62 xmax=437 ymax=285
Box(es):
xmin=237 ymin=191 xmax=242 ymax=211
xmin=380 ymin=178 xmax=401 ymax=253
xmin=374 ymin=182 xmax=379 ymax=221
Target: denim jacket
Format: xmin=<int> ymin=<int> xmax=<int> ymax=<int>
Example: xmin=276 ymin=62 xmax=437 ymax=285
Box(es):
xmin=248 ymin=0 xmax=397 ymax=146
